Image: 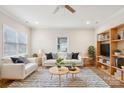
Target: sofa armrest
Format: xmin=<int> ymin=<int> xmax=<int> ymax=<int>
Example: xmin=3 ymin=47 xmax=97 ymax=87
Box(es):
xmin=1 ymin=64 xmax=25 ymax=79
xmin=27 ymin=58 xmax=37 ymax=63
xmin=78 ymin=55 xmax=82 ymax=61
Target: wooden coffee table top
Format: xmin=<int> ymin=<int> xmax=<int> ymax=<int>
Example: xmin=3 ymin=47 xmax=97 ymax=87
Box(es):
xmin=49 ymin=66 xmax=69 ymax=75
xmin=69 ymin=67 xmax=80 ymax=74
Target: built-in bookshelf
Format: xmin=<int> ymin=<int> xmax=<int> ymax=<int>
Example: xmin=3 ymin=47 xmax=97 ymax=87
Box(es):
xmin=96 ymin=24 xmax=124 ymax=82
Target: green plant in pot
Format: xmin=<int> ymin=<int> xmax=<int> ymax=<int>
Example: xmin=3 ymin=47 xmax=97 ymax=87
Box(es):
xmin=55 ymin=57 xmax=64 ymax=70
xmin=32 ymin=53 xmax=38 ymax=57
xmin=88 ymin=45 xmax=96 ymax=65
xmin=114 ymin=49 xmax=121 ymax=56
xmin=69 ymin=62 xmax=76 ymax=71
xmin=71 ymin=62 xmax=76 ymax=68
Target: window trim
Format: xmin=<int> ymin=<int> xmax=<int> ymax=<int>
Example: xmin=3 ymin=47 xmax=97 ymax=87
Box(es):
xmin=57 ymin=36 xmax=69 ymax=53
xmin=2 ymin=24 xmax=28 ymax=57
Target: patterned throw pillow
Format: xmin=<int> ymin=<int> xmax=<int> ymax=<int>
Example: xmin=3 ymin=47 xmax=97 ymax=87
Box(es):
xmin=52 ymin=53 xmax=57 ymax=59
xmin=19 ymin=56 xmax=30 ymax=64
xmin=66 ymin=53 xmax=72 ymax=59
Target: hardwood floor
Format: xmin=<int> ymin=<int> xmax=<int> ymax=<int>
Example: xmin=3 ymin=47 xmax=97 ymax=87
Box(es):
xmin=0 ymin=67 xmax=124 ymax=88
xmin=91 ymin=67 xmax=124 ymax=88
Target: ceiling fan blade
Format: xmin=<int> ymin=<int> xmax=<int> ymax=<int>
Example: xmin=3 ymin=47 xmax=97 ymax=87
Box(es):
xmin=65 ymin=5 xmax=76 ymax=13
xmin=53 ymin=6 xmax=60 ymax=14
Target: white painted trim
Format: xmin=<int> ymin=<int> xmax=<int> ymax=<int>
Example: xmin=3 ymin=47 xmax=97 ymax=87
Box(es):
xmin=2 ymin=24 xmax=28 ymax=57
xmin=0 ymin=7 xmax=31 ymax=29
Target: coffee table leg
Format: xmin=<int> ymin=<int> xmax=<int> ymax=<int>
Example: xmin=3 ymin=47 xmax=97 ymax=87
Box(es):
xmin=66 ymin=73 xmax=68 ymax=78
xmin=72 ymin=74 xmax=74 ymax=79
xmin=59 ymin=75 xmax=61 ymax=87
xmin=51 ymin=74 xmax=53 ymax=80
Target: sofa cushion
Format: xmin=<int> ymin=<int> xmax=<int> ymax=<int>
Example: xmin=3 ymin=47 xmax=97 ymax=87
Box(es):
xmin=72 ymin=52 xmax=79 ymax=59
xmin=25 ymin=63 xmax=37 ymax=74
xmin=19 ymin=57 xmax=30 ymax=64
xmin=66 ymin=53 xmax=72 ymax=59
xmin=64 ymin=59 xmax=81 ymax=64
xmin=3 ymin=58 xmax=13 ymax=64
xmin=45 ymin=53 xmax=53 ymax=60
xmin=52 ymin=53 xmax=57 ymax=59
xmin=45 ymin=59 xmax=56 ymax=63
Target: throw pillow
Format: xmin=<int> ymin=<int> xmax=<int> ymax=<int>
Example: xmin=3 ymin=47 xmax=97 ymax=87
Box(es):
xmin=66 ymin=53 xmax=72 ymax=59
xmin=11 ymin=57 xmax=19 ymax=63
xmin=72 ymin=52 xmax=79 ymax=59
xmin=45 ymin=53 xmax=53 ymax=60
xmin=11 ymin=57 xmax=24 ymax=63
xmin=52 ymin=53 xmax=57 ymax=59
xmin=15 ymin=60 xmax=24 ymax=63
xmin=19 ymin=56 xmax=30 ymax=64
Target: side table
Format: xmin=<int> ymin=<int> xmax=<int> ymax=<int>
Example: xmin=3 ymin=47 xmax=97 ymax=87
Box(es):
xmin=82 ymin=56 xmax=89 ymax=67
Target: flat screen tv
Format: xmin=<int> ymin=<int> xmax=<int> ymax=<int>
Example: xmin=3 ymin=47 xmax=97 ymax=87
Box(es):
xmin=100 ymin=44 xmax=110 ymax=57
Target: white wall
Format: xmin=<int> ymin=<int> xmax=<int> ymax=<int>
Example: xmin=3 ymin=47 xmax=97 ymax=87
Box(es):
xmin=31 ymin=28 xmax=95 ymax=55
xmin=94 ymin=8 xmax=124 ymax=44
xmin=0 ymin=11 xmax=31 ymax=59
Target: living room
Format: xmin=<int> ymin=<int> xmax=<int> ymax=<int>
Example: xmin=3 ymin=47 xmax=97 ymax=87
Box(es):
xmin=1 ymin=3 xmax=124 ymax=90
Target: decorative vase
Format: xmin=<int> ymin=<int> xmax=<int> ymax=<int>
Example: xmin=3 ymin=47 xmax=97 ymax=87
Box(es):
xmin=57 ymin=66 xmax=61 ymax=71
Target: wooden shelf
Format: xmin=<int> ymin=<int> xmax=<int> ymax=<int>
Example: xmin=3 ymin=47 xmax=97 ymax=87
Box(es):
xmin=112 ymin=39 xmax=124 ymax=42
xmin=112 ymin=55 xmax=124 ymax=58
xmin=98 ymin=31 xmax=109 ymax=35
xmin=111 ymin=66 xmax=124 ymax=71
xmin=96 ymin=23 xmax=124 ymax=82
xmin=98 ymin=39 xmax=110 ymax=42
xmin=97 ymin=61 xmax=111 ymax=67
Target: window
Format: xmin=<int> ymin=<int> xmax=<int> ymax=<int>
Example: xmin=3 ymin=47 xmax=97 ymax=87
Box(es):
xmin=57 ymin=37 xmax=68 ymax=52
xmin=18 ymin=32 xmax=27 ymax=54
xmin=3 ymin=25 xmax=27 ymax=56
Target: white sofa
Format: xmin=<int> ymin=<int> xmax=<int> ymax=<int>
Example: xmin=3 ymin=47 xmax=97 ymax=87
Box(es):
xmin=1 ymin=58 xmax=38 ymax=80
xmin=42 ymin=53 xmax=83 ymax=66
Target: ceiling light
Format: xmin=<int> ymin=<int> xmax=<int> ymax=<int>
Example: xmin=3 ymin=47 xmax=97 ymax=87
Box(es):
xmin=35 ymin=21 xmax=39 ymax=24
xmin=86 ymin=21 xmax=90 ymax=25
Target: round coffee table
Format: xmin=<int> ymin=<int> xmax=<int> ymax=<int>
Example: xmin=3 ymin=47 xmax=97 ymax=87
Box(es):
xmin=69 ymin=67 xmax=80 ymax=79
xmin=49 ymin=66 xmax=69 ymax=86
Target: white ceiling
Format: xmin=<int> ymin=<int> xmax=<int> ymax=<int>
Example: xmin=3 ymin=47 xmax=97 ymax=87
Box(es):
xmin=0 ymin=5 xmax=124 ymax=29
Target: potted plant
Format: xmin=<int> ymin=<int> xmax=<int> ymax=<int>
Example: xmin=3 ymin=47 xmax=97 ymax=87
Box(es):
xmin=69 ymin=62 xmax=76 ymax=71
xmin=88 ymin=45 xmax=96 ymax=65
xmin=55 ymin=57 xmax=64 ymax=71
xmin=32 ymin=53 xmax=38 ymax=57
xmin=71 ymin=62 xmax=76 ymax=68
xmin=114 ymin=49 xmax=121 ymax=56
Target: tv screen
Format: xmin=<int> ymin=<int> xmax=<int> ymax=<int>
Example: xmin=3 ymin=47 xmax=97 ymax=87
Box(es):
xmin=100 ymin=44 xmax=110 ymax=57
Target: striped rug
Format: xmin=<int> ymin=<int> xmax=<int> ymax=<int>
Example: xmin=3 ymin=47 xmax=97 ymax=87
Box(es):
xmin=8 ymin=67 xmax=110 ymax=87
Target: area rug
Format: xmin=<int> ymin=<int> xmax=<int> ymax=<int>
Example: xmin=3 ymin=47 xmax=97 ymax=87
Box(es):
xmin=8 ymin=67 xmax=110 ymax=87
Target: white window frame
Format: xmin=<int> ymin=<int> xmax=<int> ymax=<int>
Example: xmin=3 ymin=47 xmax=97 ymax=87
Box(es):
xmin=57 ymin=36 xmax=69 ymax=53
xmin=2 ymin=24 xmax=28 ymax=57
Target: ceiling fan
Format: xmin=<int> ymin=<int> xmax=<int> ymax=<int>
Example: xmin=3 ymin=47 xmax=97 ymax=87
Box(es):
xmin=53 ymin=5 xmax=76 ymax=14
